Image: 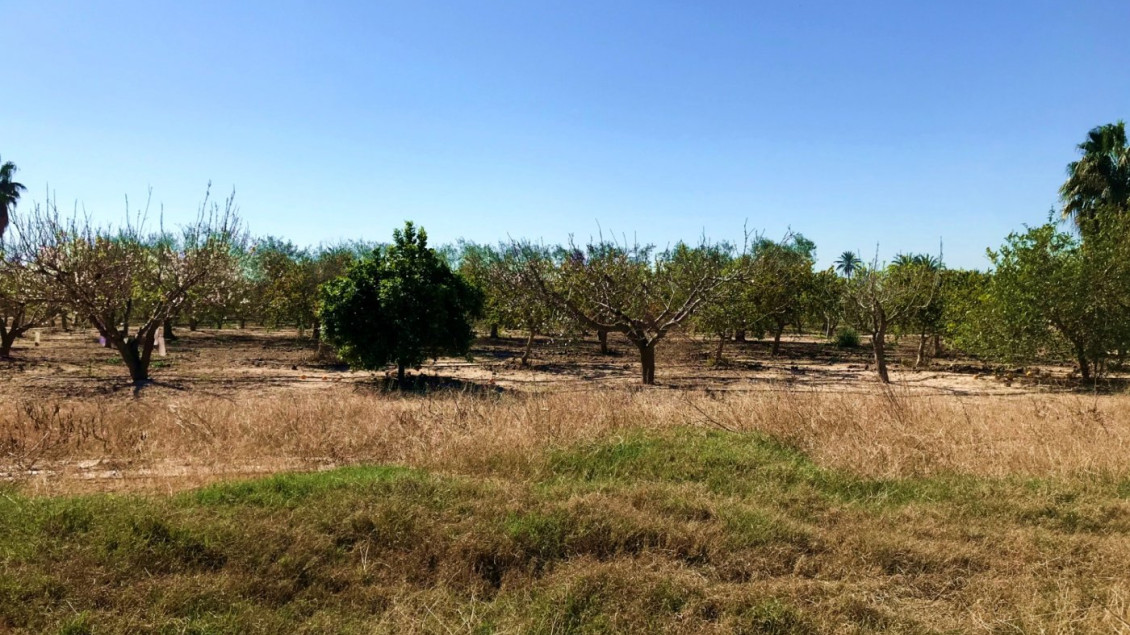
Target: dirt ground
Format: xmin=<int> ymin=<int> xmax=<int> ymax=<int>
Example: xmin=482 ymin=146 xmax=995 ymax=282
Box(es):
xmin=0 ymin=326 xmax=1102 ymax=400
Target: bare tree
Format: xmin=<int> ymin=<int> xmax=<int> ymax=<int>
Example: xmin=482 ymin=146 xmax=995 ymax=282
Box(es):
xmin=843 ymin=256 xmax=939 ymax=383
xmin=515 ymin=238 xmax=738 ymax=384
xmin=11 ymin=188 xmax=243 ymax=384
xmin=0 ymin=253 xmax=57 ymax=358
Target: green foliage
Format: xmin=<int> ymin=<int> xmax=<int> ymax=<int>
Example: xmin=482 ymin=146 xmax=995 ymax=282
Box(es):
xmin=457 ymin=241 xmax=563 ymax=346
xmin=834 ymin=327 xmax=860 ymax=348
xmin=834 ymin=250 xmax=862 ymax=278
xmin=0 ymin=153 xmax=26 ymax=240
xmin=320 ymin=222 xmax=482 ymax=378
xmin=745 ymin=237 xmax=816 ymax=342
xmin=695 ymin=234 xmax=817 ymax=355
xmin=243 ymin=238 xmax=356 ymax=333
xmin=938 ymin=268 xmax=992 ymax=354
xmin=969 ymin=219 xmax=1130 ymax=378
xmin=1060 ymin=121 xmax=1130 ymax=238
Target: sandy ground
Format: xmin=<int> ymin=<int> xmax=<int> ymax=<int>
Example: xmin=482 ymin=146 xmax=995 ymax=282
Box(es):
xmin=0 ymin=326 xmax=1091 ymax=400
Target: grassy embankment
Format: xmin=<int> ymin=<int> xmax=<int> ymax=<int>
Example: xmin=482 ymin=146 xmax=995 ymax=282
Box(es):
xmin=4 ymin=415 xmax=1130 ymax=633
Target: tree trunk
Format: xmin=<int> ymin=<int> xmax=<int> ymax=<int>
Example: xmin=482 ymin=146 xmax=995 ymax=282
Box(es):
xmin=771 ymin=323 xmax=785 ymax=356
xmin=872 ymin=324 xmax=890 ymax=384
xmin=489 ymin=324 xmax=500 ymax=339
xmin=914 ymin=329 xmax=928 ymax=369
xmin=598 ymin=329 xmax=609 ymax=355
xmin=521 ymin=328 xmax=535 ymax=366
xmin=189 ymin=318 xmax=198 ymax=331
xmin=239 ymin=318 xmax=247 ymax=329
xmin=637 ymin=342 xmax=656 ymax=385
xmin=714 ymin=333 xmax=726 ymax=365
xmin=397 ymin=362 xmax=406 ymax=387
xmin=734 ymin=329 xmax=746 ymax=342
xmin=163 ymin=319 xmax=177 ymax=341
xmin=312 ymin=319 xmax=321 ymax=342
xmin=61 ymin=312 xmax=70 ymax=332
xmin=0 ymin=331 xmax=16 ymax=358
xmin=111 ymin=330 xmax=155 ymax=385
xmin=1076 ymin=348 xmax=1091 ymax=381
xmin=215 ymin=316 xmax=224 ymax=330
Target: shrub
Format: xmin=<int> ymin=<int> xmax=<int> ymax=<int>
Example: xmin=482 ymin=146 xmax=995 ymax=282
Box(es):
xmin=835 ymin=328 xmax=861 ymax=349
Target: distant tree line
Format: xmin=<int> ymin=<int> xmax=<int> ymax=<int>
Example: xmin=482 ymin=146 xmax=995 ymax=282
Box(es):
xmin=1 ymin=121 xmax=1129 ymax=386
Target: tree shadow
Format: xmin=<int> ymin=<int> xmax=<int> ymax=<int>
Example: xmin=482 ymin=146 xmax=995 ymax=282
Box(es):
xmin=129 ymin=379 xmax=191 ymax=397
xmin=353 ymin=373 xmax=504 ymax=397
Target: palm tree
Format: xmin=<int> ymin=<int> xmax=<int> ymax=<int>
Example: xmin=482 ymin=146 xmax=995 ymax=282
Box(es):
xmin=1060 ymin=121 xmax=1130 ymax=238
xmin=834 ymin=250 xmax=862 ymax=278
xmin=892 ymin=253 xmax=942 ymax=270
xmin=0 ymin=155 xmax=27 ymax=240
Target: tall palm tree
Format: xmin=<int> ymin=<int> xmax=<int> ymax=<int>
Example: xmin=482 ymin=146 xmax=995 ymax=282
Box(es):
xmin=834 ymin=250 xmax=862 ymax=278
xmin=1060 ymin=121 xmax=1130 ymax=238
xmin=0 ymin=155 xmax=27 ymax=240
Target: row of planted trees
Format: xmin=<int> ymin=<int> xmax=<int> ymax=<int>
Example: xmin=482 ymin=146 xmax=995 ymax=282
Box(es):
xmin=3 ymin=204 xmax=1129 ymax=387
xmin=450 ymin=233 xmax=947 ymax=385
xmin=2 ymin=121 xmax=1129 ymax=386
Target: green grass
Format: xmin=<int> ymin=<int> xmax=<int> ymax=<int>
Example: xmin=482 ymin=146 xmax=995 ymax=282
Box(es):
xmin=1 ymin=427 xmax=1128 ymax=633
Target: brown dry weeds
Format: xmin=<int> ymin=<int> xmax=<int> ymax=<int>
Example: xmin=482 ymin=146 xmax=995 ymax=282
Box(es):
xmin=5 ymin=386 xmax=1130 ymax=495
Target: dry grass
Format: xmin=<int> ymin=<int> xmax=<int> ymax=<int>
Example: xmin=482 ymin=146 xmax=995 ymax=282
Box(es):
xmin=5 ymin=386 xmax=1130 ymax=494
xmin=3 ymin=408 xmax=1130 ymax=632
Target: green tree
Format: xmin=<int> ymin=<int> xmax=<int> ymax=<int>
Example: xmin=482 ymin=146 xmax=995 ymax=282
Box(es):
xmin=454 ymin=241 xmax=505 ymax=339
xmin=834 ymin=250 xmax=862 ymax=278
xmin=937 ymin=268 xmax=992 ymax=357
xmin=320 ymin=222 xmax=482 ymax=385
xmin=972 ymin=220 xmax=1130 ymax=380
xmin=692 ymin=255 xmax=745 ymax=364
xmin=1060 ymin=121 xmax=1130 ymax=238
xmin=0 ymin=155 xmax=27 ymax=240
xmin=745 ymin=237 xmax=816 ymax=355
xmin=803 ymin=268 xmax=846 ymax=338
xmin=891 ymin=253 xmax=944 ymax=367
xmin=248 ymin=237 xmax=308 ymax=330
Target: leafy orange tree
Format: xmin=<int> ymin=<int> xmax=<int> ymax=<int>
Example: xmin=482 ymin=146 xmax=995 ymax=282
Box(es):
xmin=320 ymin=222 xmax=482 ymax=386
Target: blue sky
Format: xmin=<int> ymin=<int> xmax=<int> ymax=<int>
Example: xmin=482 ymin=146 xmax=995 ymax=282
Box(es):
xmin=3 ymin=1 xmax=1128 ymax=269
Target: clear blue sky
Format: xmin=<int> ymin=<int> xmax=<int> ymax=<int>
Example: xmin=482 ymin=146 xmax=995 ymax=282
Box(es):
xmin=4 ymin=1 xmax=1128 ymax=269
